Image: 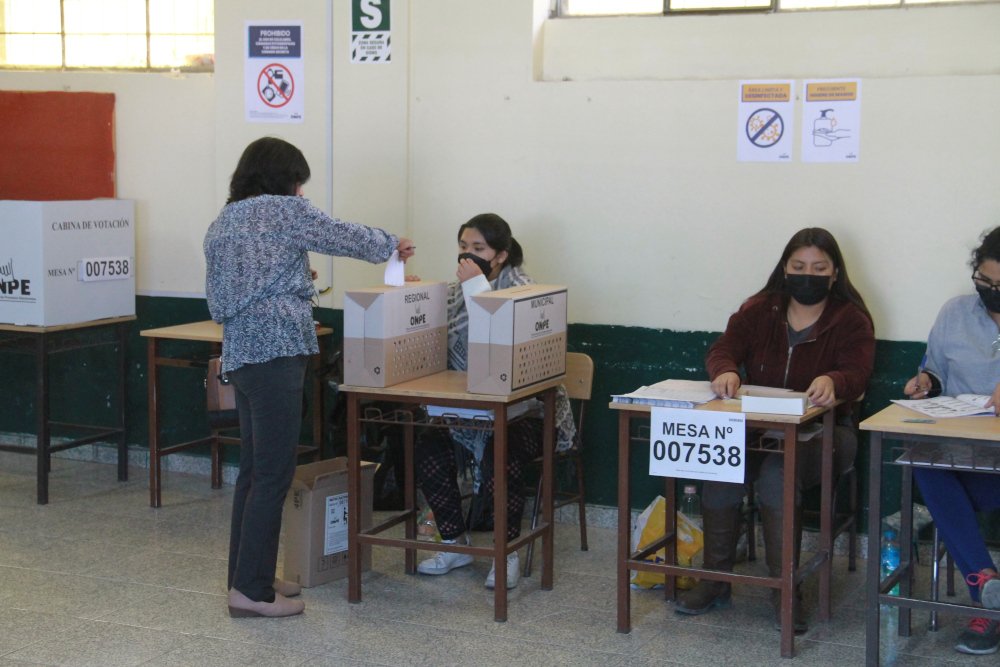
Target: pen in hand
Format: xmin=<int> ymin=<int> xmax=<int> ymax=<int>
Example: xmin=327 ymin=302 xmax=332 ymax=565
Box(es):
xmin=912 ymin=353 xmax=929 ymax=398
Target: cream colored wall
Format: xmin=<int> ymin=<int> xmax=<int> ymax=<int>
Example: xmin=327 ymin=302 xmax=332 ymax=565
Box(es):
xmin=3 ymin=0 xmax=996 ymax=341
xmin=402 ymin=1 xmax=1000 ymax=341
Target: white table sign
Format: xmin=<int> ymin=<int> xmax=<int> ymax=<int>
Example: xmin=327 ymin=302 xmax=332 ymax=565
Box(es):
xmin=649 ymin=407 xmax=746 ymax=483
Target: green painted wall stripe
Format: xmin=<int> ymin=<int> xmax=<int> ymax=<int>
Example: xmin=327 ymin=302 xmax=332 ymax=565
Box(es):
xmin=2 ymin=296 xmax=996 ymax=538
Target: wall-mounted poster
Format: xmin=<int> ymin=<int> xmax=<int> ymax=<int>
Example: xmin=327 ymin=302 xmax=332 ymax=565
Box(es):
xmin=737 ymin=81 xmax=794 ymax=163
xmin=245 ymin=22 xmax=304 ymax=123
xmin=801 ymin=79 xmax=861 ymax=163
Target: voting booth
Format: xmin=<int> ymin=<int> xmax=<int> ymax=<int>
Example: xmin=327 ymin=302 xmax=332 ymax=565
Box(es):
xmin=0 ymin=199 xmax=135 ymax=326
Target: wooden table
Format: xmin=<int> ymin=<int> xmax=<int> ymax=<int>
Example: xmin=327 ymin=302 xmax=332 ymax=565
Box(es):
xmin=341 ymin=371 xmax=562 ymax=622
xmin=611 ymin=398 xmax=836 ymax=658
xmin=0 ymin=316 xmax=133 ymax=504
xmin=861 ymin=404 xmax=1000 ymax=666
xmin=140 ymin=320 xmax=330 ymax=508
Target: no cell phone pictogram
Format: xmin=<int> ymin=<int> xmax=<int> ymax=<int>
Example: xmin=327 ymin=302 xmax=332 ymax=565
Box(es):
xmin=258 ymin=63 xmax=295 ymax=108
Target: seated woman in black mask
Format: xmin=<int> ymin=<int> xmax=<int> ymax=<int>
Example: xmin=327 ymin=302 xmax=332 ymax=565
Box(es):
xmin=675 ymin=227 xmax=875 ymax=633
xmin=413 ymin=213 xmax=576 ymax=590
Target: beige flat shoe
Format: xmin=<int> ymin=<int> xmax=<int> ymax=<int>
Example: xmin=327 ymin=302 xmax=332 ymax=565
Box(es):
xmin=273 ymin=578 xmax=302 ymax=598
xmin=227 ymin=588 xmax=304 ymax=618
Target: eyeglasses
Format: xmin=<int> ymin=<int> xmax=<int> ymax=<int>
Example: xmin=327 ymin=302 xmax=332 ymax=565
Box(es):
xmin=972 ymin=271 xmax=1000 ymax=293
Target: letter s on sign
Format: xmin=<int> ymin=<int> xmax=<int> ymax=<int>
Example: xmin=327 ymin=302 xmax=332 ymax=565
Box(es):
xmin=360 ymin=0 xmax=383 ymax=29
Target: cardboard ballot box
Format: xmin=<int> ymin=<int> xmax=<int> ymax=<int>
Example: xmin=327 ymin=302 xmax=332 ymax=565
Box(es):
xmin=343 ymin=281 xmax=447 ymax=387
xmin=282 ymin=457 xmax=376 ymax=588
xmin=467 ymin=284 xmax=567 ymax=395
xmin=0 ymin=199 xmax=136 ymax=327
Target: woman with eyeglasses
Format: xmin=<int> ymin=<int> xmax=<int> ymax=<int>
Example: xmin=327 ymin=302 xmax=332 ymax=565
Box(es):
xmin=902 ymin=226 xmax=1000 ymax=656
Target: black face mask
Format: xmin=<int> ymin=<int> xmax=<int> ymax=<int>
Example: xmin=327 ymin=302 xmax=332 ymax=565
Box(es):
xmin=457 ymin=252 xmax=494 ymax=278
xmin=784 ymin=274 xmax=831 ymax=306
xmin=976 ymin=286 xmax=1000 ymax=314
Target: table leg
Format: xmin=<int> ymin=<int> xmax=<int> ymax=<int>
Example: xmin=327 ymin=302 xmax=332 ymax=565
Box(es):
xmin=116 ymin=322 xmax=128 ymax=482
xmin=865 ymin=431 xmax=884 ymax=667
xmin=899 ymin=460 xmax=914 ymax=636
xmin=311 ymin=346 xmax=324 ymax=457
xmin=35 ymin=333 xmax=50 ymax=505
xmin=147 ymin=338 xmax=162 ymax=508
xmin=210 ymin=342 xmax=223 ymax=490
xmin=493 ymin=404 xmax=509 ymax=622
xmin=780 ymin=422 xmax=797 ymax=658
xmin=664 ymin=476 xmax=676 ymax=602
xmin=541 ymin=388 xmax=555 ymax=591
xmin=347 ymin=393 xmax=363 ymax=603
xmin=617 ymin=411 xmax=632 ymax=633
xmin=404 ymin=420 xmax=416 ymax=575
xmin=818 ymin=409 xmax=834 ymax=621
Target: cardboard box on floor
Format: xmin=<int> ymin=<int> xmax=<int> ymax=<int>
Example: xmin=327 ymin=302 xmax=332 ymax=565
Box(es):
xmin=467 ymin=284 xmax=568 ymax=395
xmin=343 ymin=280 xmax=447 ymax=387
xmin=0 ymin=199 xmax=136 ymax=326
xmin=282 ymin=457 xmax=376 ymax=588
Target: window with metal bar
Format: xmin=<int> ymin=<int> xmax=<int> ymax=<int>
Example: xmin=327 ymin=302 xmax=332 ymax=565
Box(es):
xmin=0 ymin=0 xmax=213 ymax=71
xmin=558 ymin=0 xmax=990 ymax=15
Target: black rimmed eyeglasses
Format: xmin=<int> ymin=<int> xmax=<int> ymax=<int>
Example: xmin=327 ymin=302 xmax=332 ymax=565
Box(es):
xmin=972 ymin=271 xmax=1000 ymax=293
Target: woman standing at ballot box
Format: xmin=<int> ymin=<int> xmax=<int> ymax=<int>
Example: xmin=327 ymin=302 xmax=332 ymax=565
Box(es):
xmin=901 ymin=226 xmax=1000 ymax=655
xmin=204 ymin=137 xmax=414 ymax=618
xmin=675 ymin=227 xmax=874 ymax=632
xmin=413 ymin=213 xmax=576 ymax=590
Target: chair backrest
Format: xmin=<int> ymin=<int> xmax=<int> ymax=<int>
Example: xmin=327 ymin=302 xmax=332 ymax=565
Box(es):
xmin=564 ymin=352 xmax=594 ymax=401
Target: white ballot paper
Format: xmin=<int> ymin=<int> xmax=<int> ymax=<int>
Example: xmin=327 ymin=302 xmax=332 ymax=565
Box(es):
xmin=383 ymin=250 xmax=405 ymax=286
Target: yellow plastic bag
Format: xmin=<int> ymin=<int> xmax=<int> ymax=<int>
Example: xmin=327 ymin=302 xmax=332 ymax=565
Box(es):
xmin=676 ymin=510 xmax=704 ymax=589
xmin=630 ymin=496 xmax=704 ymax=590
xmin=630 ymin=496 xmax=667 ymax=589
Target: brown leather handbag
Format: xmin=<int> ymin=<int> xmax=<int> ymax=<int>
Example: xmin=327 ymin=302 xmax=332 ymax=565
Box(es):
xmin=206 ymin=356 xmax=238 ymax=429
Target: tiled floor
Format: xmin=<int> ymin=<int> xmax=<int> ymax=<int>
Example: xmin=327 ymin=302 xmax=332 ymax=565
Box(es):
xmin=0 ymin=451 xmax=984 ymax=666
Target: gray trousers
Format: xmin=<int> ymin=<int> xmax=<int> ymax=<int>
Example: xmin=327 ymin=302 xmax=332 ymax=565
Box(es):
xmin=227 ymin=355 xmax=308 ymax=601
xmin=702 ymin=423 xmax=857 ymax=511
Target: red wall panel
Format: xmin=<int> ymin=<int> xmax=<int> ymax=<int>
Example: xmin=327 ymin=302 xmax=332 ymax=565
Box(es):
xmin=0 ymin=91 xmax=115 ymax=200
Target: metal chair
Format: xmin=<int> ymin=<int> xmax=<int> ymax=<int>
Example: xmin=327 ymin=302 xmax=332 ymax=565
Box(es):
xmin=928 ymin=525 xmax=957 ymax=631
xmin=522 ymin=352 xmax=594 ymax=577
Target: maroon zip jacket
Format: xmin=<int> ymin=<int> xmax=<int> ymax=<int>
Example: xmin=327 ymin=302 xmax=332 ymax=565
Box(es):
xmin=706 ymin=292 xmax=875 ymax=415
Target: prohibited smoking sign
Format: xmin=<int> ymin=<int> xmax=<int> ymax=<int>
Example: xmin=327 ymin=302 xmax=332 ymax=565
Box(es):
xmin=258 ymin=63 xmax=294 ymax=107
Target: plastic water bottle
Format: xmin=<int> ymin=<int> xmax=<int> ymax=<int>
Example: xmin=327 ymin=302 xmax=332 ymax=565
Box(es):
xmin=880 ymin=528 xmax=900 ymax=596
xmin=679 ymin=484 xmax=702 ymax=524
xmin=880 ymin=528 xmax=901 ymax=662
xmin=677 ymin=485 xmax=703 ymax=589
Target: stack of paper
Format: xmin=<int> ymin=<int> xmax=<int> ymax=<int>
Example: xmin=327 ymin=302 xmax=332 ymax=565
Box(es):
xmin=739 ymin=385 xmax=810 ymax=416
xmin=891 ymin=394 xmax=994 ymax=419
xmin=611 ymin=379 xmax=717 ymax=408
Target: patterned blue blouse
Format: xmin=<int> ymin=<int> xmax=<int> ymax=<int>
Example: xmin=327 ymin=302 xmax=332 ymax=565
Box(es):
xmin=204 ymin=195 xmax=398 ymax=372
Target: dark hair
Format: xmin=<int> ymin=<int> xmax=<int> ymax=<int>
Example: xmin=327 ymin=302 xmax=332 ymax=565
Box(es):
xmin=226 ymin=137 xmax=311 ymax=204
xmin=971 ymin=226 xmax=1000 ymax=270
xmin=755 ymin=227 xmax=872 ymax=322
xmin=457 ymin=212 xmax=524 ymax=268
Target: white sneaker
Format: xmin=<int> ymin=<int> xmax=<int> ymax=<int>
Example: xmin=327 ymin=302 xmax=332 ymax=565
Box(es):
xmin=983 ymin=578 xmax=1000 ymax=610
xmin=485 ymin=551 xmax=520 ymax=590
xmin=417 ymin=537 xmax=473 ymax=575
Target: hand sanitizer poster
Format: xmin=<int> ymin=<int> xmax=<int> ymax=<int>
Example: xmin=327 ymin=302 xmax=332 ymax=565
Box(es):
xmin=801 ymin=79 xmax=862 ymax=163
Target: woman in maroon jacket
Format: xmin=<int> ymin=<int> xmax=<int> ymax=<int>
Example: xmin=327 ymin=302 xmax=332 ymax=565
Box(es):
xmin=675 ymin=227 xmax=875 ymax=632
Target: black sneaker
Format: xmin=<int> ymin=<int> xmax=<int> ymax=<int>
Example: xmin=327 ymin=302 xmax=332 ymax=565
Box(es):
xmin=955 ymin=617 xmax=1000 ymax=655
